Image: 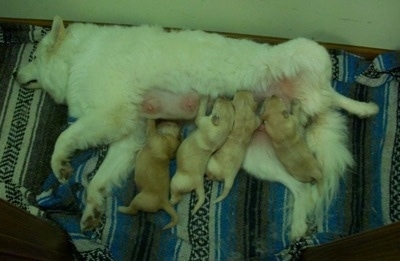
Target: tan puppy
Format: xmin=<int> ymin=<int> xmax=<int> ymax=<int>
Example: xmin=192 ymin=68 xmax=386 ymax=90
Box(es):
xmin=118 ymin=119 xmax=181 ymax=230
xmin=206 ymin=91 xmax=261 ymax=203
xmin=261 ymin=95 xmax=322 ymax=186
xmin=170 ymin=96 xmax=235 ymax=213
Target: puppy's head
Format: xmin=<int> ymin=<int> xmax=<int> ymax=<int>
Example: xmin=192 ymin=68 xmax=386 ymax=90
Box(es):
xmin=232 ymin=91 xmax=258 ymax=111
xmin=15 ymin=16 xmax=68 ymax=104
xmin=261 ymin=95 xmax=289 ymax=122
xmin=157 ymin=121 xmax=181 ymax=138
xmin=210 ymin=98 xmax=235 ymax=127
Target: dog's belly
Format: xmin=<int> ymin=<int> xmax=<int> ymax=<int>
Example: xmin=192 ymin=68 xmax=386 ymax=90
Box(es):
xmin=140 ymin=89 xmax=200 ymax=119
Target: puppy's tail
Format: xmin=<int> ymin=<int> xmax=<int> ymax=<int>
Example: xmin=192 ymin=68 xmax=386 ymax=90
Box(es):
xmin=213 ymin=176 xmax=235 ymax=204
xmin=192 ymin=185 xmax=206 ymax=214
xmin=335 ymin=92 xmax=379 ymax=118
xmin=162 ymin=202 xmax=179 ymax=230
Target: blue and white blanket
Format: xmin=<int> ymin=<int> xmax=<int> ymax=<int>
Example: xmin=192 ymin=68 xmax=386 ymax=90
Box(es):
xmin=1 ymin=23 xmax=399 ymax=261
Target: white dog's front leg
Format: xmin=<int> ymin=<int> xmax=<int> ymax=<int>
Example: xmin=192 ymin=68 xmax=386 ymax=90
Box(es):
xmin=80 ymin=132 xmax=143 ymax=231
xmin=51 ymin=114 xmax=132 ymax=182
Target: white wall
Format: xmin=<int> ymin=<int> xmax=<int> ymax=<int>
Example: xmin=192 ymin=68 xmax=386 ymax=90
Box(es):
xmin=0 ymin=0 xmax=399 ymax=50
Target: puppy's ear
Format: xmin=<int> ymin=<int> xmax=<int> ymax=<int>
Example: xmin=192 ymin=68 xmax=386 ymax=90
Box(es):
xmin=211 ymin=115 xmax=220 ymax=126
xmin=282 ymin=110 xmax=290 ymax=119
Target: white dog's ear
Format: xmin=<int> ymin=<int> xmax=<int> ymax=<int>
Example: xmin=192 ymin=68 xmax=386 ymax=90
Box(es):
xmin=50 ymin=16 xmax=66 ymax=45
xmin=211 ymin=115 xmax=220 ymax=126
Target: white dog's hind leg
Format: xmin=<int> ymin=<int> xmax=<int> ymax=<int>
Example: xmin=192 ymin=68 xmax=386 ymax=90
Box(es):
xmin=80 ymin=132 xmax=144 ymax=231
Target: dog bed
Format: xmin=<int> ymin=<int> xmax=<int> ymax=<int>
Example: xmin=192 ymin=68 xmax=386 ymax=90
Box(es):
xmin=1 ymin=22 xmax=399 ymax=261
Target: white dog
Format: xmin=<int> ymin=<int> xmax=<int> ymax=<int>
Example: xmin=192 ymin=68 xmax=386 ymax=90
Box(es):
xmin=170 ymin=96 xmax=235 ymax=213
xmin=16 ymin=16 xmax=378 ymax=238
xmin=206 ymin=91 xmax=260 ymax=203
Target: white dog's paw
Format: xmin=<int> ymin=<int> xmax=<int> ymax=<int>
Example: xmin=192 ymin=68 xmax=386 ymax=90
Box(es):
xmin=289 ymin=220 xmax=308 ymax=241
xmin=80 ymin=197 xmax=105 ymax=231
xmin=51 ymin=156 xmax=73 ymax=183
xmin=360 ymin=102 xmax=379 ymax=118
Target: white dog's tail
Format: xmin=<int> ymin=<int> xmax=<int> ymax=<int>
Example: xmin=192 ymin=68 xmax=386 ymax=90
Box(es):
xmin=306 ymin=110 xmax=354 ymax=230
xmin=335 ymin=92 xmax=379 ymax=118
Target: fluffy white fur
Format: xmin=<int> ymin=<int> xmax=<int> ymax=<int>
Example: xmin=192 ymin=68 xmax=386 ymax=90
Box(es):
xmin=16 ymin=16 xmax=378 ymax=238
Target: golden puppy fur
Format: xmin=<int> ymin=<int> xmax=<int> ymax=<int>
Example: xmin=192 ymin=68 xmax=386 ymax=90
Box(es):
xmin=170 ymin=96 xmax=235 ymax=213
xmin=118 ymin=119 xmax=181 ymax=230
xmin=206 ymin=91 xmax=260 ymax=203
xmin=261 ymin=95 xmax=322 ymax=186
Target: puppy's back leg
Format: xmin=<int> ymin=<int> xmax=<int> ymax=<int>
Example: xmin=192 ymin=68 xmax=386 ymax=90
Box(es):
xmin=162 ymin=201 xmax=179 ymax=229
xmin=213 ymin=174 xmax=236 ymax=204
xmin=118 ymin=191 xmax=147 ymax=215
xmin=192 ymin=182 xmax=206 ymax=214
xmin=118 ymin=204 xmax=139 ymax=215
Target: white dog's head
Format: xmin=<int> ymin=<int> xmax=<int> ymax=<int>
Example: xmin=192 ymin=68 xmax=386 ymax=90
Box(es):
xmin=15 ymin=16 xmax=69 ymax=104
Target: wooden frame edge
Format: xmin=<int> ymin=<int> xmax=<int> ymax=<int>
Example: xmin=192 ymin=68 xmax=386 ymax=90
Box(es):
xmin=301 ymin=221 xmax=400 ymax=261
xmin=0 ymin=17 xmax=391 ymax=60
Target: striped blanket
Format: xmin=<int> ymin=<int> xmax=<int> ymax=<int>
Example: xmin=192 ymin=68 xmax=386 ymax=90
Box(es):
xmin=1 ymin=23 xmax=399 ymax=261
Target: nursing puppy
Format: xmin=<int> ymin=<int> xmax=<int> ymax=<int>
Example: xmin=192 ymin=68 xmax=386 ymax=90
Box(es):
xmin=206 ymin=91 xmax=260 ymax=203
xmin=170 ymin=96 xmax=235 ymax=213
xmin=118 ymin=119 xmax=181 ymax=230
xmin=261 ymin=95 xmax=322 ymax=185
xmin=15 ymin=16 xmax=378 ymax=237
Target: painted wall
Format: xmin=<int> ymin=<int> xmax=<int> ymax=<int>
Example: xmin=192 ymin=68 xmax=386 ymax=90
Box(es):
xmin=0 ymin=0 xmax=399 ymax=50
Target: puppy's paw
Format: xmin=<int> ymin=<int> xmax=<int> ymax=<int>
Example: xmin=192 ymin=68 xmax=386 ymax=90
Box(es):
xmin=169 ymin=193 xmax=182 ymax=206
xmin=205 ymin=172 xmax=216 ymax=181
xmin=51 ymin=157 xmax=73 ymax=183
